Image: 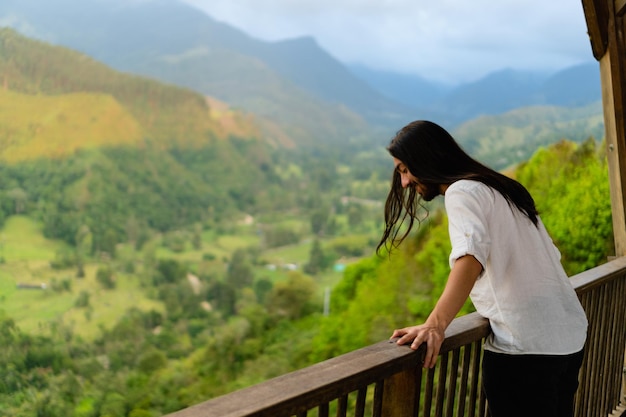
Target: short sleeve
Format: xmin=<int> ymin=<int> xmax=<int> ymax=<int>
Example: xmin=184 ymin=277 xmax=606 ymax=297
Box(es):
xmin=445 ymin=182 xmax=492 ymax=270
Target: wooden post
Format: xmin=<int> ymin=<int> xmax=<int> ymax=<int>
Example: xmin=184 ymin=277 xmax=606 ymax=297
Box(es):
xmin=595 ymin=0 xmax=626 ymax=256
xmin=381 ymin=367 xmax=422 ymax=417
xmin=600 ymin=51 xmax=626 ymax=256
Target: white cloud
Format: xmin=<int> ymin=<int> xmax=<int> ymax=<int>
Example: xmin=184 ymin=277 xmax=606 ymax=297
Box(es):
xmin=180 ymin=0 xmax=594 ymax=83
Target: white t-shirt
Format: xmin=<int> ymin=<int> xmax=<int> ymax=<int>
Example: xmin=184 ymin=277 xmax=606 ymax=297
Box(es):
xmin=445 ymin=180 xmax=588 ymax=354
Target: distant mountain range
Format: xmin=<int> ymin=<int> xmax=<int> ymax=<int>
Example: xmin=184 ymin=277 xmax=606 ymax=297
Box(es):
xmin=0 ymin=0 xmax=384 ymax=146
xmin=0 ymin=0 xmax=603 ymax=147
xmin=351 ymin=63 xmax=601 ymax=126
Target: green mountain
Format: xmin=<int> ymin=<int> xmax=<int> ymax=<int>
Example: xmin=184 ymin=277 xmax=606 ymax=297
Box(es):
xmin=453 ymin=101 xmax=605 ymax=170
xmin=0 ymin=27 xmax=294 ymax=252
xmin=0 ymin=0 xmax=391 ymax=146
xmin=0 ymin=26 xmax=271 ymax=158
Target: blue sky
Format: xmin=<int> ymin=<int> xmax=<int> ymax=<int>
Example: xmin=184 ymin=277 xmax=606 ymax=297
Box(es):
xmin=180 ymin=0 xmax=594 ymax=84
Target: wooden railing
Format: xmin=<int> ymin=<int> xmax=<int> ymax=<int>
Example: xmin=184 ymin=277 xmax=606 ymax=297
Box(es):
xmin=165 ymin=257 xmax=626 ymax=417
xmin=571 ymin=257 xmax=626 ymax=417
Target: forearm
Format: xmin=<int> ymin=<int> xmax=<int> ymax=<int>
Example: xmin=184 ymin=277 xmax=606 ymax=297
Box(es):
xmin=391 ymin=254 xmax=483 ymax=367
xmin=425 ymin=255 xmax=482 ymax=331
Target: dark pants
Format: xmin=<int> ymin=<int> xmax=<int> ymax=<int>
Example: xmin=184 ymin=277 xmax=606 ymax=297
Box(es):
xmin=482 ymin=348 xmax=585 ymax=417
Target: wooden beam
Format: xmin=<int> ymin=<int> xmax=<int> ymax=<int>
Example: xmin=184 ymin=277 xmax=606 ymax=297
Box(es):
xmin=382 ymin=368 xmax=421 ymax=417
xmin=616 ymin=0 xmax=626 ymax=16
xmin=601 ymin=55 xmax=626 ymax=256
xmin=600 ymin=1 xmax=626 ymax=256
xmin=582 ymin=0 xmax=610 ymax=59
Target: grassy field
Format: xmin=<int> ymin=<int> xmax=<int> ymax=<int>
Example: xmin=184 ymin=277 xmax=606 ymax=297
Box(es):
xmin=0 ymin=215 xmax=66 ymax=261
xmin=0 ymin=214 xmax=369 ymax=339
xmin=0 ymin=216 xmax=162 ymax=340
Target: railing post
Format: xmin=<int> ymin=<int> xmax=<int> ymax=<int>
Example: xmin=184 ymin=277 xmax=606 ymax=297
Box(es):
xmin=382 ymin=350 xmax=424 ymax=417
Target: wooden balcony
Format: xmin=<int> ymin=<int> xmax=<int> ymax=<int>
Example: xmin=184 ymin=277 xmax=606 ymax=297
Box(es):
xmin=165 ymin=256 xmax=626 ymax=417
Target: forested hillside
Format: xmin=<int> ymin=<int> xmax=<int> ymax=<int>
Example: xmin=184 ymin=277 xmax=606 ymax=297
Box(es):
xmin=0 ymin=27 xmax=293 ymax=257
xmin=0 ymin=23 xmax=614 ymax=417
xmin=454 ymin=102 xmax=604 ymax=170
xmin=0 ymin=26 xmax=264 ymax=155
xmin=0 ymin=137 xmax=612 ymax=416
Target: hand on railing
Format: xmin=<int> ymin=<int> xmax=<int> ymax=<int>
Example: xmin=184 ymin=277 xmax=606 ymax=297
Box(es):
xmin=390 ymin=324 xmax=443 ymax=368
xmin=391 ymin=255 xmax=482 ymax=368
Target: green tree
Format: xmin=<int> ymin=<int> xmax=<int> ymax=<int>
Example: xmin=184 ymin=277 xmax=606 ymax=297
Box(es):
xmin=192 ymin=223 xmax=203 ymax=250
xmin=227 ymin=249 xmax=254 ymax=289
xmin=207 ymin=281 xmax=237 ymax=317
xmin=254 ymin=278 xmax=273 ymax=304
xmin=98 ymin=228 xmax=118 ymax=259
xmin=137 ymin=348 xmax=167 ymax=374
xmin=517 ymin=138 xmax=613 ymax=274
xmin=7 ymin=187 xmax=27 ymax=214
xmin=267 ymin=272 xmax=316 ymax=320
xmin=75 ymin=291 xmax=90 ymax=308
xmin=310 ymin=207 xmax=329 ymax=235
xmin=75 ymin=224 xmax=92 ymax=258
xmin=347 ymin=203 xmax=365 ymax=228
xmin=96 ymin=267 xmax=116 ymax=289
xmin=262 ymin=225 xmax=300 ymax=248
xmin=99 ymin=392 xmax=126 ymax=417
xmin=154 ymin=258 xmax=186 ymax=285
xmin=304 ymin=239 xmax=333 ymax=275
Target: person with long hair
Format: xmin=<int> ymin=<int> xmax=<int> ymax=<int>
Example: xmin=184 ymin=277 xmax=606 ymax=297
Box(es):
xmin=378 ymin=120 xmax=588 ymax=417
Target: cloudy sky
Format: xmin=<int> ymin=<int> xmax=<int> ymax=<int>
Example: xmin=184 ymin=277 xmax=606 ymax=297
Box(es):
xmin=180 ymin=0 xmax=594 ymax=84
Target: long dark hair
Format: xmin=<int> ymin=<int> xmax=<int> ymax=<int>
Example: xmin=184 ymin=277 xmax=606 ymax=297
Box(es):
xmin=377 ymin=120 xmax=538 ymax=254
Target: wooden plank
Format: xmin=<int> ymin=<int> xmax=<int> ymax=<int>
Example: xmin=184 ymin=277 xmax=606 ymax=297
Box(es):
xmin=599 ymin=285 xmax=612 ymax=415
xmin=423 ymin=368 xmax=436 ymax=417
xmin=440 ymin=312 xmax=490 ymax=353
xmin=372 ymin=381 xmax=384 ymax=417
xmin=588 ymin=286 xmax=602 ymax=415
xmin=381 ymin=368 xmax=420 ymax=417
xmin=602 ymin=51 xmax=626 ymax=256
xmin=165 ymin=310 xmax=490 ymax=417
xmin=445 ymin=349 xmax=461 ymax=417
xmin=336 ymin=395 xmax=348 ymax=417
xmin=576 ymin=293 xmax=593 ymax=417
xmin=616 ymin=0 xmax=626 ymax=16
xmin=614 ymin=279 xmax=626 ymax=412
xmin=456 ymin=345 xmax=473 ymax=417
xmin=600 ymin=0 xmax=626 ymax=257
xmin=570 ymin=255 xmax=626 ymax=292
xmin=355 ymin=388 xmax=367 ymax=417
xmin=434 ymin=353 xmax=449 ymax=416
xmin=468 ymin=341 xmax=483 ymax=417
xmin=582 ymin=0 xmax=610 ymax=58
xmin=163 ymin=340 xmax=423 ymax=417
xmin=608 ymin=282 xmax=622 ymax=410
